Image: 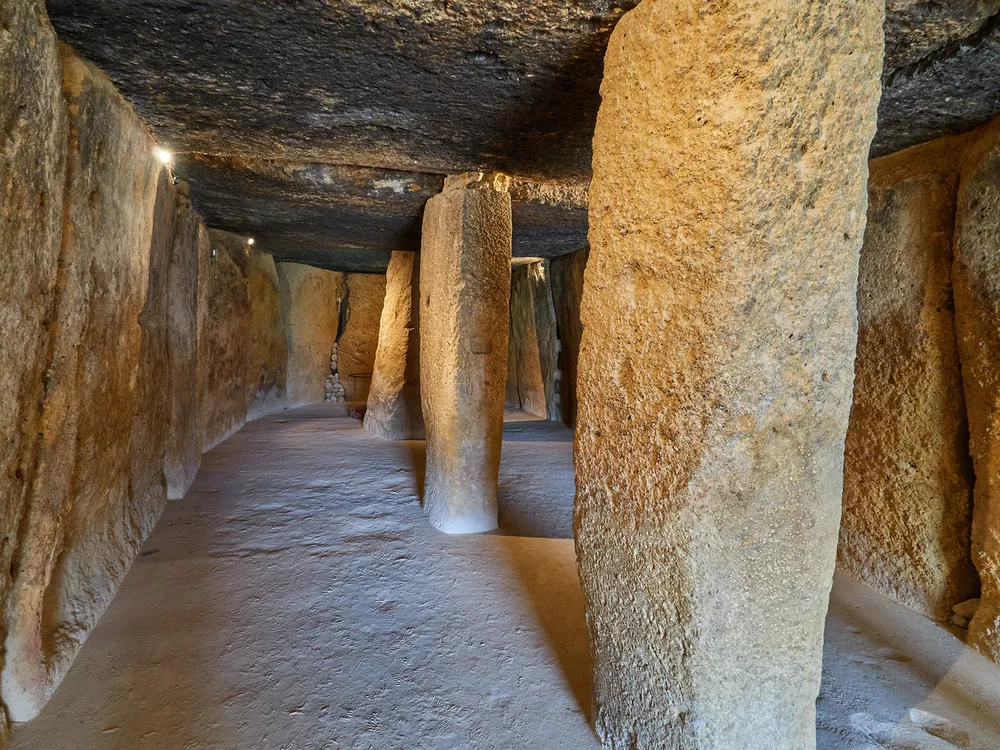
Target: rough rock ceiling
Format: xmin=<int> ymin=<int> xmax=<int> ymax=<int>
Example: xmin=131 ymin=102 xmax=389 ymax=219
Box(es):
xmin=46 ymin=0 xmax=1000 ymax=271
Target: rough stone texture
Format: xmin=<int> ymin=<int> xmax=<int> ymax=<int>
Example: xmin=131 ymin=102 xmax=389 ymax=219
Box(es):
xmin=199 ymin=231 xmax=252 ymax=451
xmin=575 ymin=1 xmax=883 ymax=747
xmin=420 ymin=173 xmax=512 ymax=534
xmin=128 ymin=165 xmax=176 ymax=563
xmin=365 ymin=252 xmax=424 ymax=440
xmin=953 ymin=117 xmax=1000 ymax=662
xmin=550 ymin=245 xmax=589 ymax=428
xmin=838 ymin=136 xmax=978 ymax=621
xmin=245 ymin=248 xmax=288 ymax=420
xmin=0 ymin=1 xmax=68 ymax=731
xmin=164 ymin=182 xmax=207 ymax=500
xmin=508 ymin=262 xmax=559 ymax=421
xmin=338 ymin=273 xmax=387 ymax=405
xmin=884 ymin=1 xmax=1000 ymax=70
xmin=276 ymin=263 xmax=344 ymax=408
xmin=2 ymin=47 xmax=161 ymax=722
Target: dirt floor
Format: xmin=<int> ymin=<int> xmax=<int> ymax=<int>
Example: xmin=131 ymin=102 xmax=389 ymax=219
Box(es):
xmin=10 ymin=405 xmax=1000 ymax=749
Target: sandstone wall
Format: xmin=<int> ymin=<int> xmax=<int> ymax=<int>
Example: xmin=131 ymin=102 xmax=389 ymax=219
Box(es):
xmin=839 ymin=136 xmax=978 ymax=620
xmin=365 ymin=251 xmax=424 ymax=439
xmin=507 ymin=262 xmax=559 ymax=420
xmin=549 ymin=245 xmax=588 ymax=428
xmin=276 ymin=263 xmax=344 ymax=407
xmin=954 ymin=118 xmax=1000 ymax=660
xmin=338 ymin=273 xmax=387 ymax=405
xmin=246 ymin=248 xmax=288 ymax=420
xmin=575 ymin=1 xmax=884 ymax=747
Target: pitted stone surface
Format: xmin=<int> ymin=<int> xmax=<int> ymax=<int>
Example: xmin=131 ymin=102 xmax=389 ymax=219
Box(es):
xmin=338 ymin=274 xmax=387 ymax=405
xmin=420 ymin=174 xmax=512 ymax=534
xmin=3 ymin=47 xmax=161 ymax=722
xmin=839 ymin=137 xmax=978 ymax=621
xmin=575 ymin=1 xmax=883 ymax=747
xmin=365 ymin=252 xmax=424 ymax=440
xmin=508 ymin=262 xmax=559 ymax=421
xmin=245 ymin=248 xmax=288 ymax=420
xmin=550 ymin=245 xmax=589 ymax=428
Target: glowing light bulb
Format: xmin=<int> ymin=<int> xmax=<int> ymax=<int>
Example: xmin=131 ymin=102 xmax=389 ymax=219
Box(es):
xmin=154 ymin=147 xmax=173 ymax=164
xmin=247 ymin=238 xmax=255 ymax=246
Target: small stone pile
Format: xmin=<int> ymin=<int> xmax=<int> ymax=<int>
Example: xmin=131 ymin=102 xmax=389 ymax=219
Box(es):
xmin=325 ymin=342 xmax=346 ymax=402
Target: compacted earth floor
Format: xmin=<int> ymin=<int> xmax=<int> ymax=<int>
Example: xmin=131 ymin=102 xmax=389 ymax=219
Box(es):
xmin=10 ymin=405 xmax=1000 ymax=749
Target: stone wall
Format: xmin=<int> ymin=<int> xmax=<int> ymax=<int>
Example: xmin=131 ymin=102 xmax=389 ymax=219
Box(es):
xmin=337 ymin=273 xmax=387 ymax=405
xmin=507 ymin=262 xmax=559 ymax=420
xmin=0 ymin=4 xmax=293 ymax=723
xmin=549 ymin=245 xmax=588 ymax=428
xmin=839 ymin=135 xmax=978 ymax=620
xmin=276 ymin=263 xmax=344 ymax=407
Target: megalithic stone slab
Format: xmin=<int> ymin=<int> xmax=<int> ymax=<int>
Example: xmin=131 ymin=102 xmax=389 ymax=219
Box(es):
xmin=549 ymin=245 xmax=589 ymax=428
xmin=3 ymin=45 xmax=161 ymax=722
xmin=954 ymin=118 xmax=1000 ymax=662
xmin=365 ymin=251 xmax=424 ymax=439
xmin=509 ymin=261 xmax=559 ymax=420
xmin=245 ymin=247 xmax=288 ymax=420
xmin=574 ymin=1 xmax=884 ymax=747
xmin=420 ymin=173 xmax=512 ymax=534
xmin=338 ymin=273 xmax=387 ymax=405
xmin=839 ymin=136 xmax=978 ymax=621
xmin=276 ymin=262 xmax=344 ymax=407
xmin=165 ymin=182 xmax=208 ymax=499
xmin=0 ymin=0 xmax=68 ymax=729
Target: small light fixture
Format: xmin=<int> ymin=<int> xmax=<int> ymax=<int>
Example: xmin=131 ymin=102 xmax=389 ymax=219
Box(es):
xmin=247 ymin=238 xmax=255 ymax=246
xmin=154 ymin=147 xmax=173 ymax=165
xmin=211 ymin=247 xmax=218 ymax=263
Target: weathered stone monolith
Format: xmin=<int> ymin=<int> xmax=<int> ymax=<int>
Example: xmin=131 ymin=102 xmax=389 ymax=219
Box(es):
xmin=245 ymin=247 xmax=288 ymax=419
xmin=550 ymin=245 xmax=589 ymax=428
xmin=0 ymin=3 xmax=67 ymax=730
xmin=508 ymin=261 xmax=559 ymax=420
xmin=338 ymin=273 xmax=387 ymax=406
xmin=276 ymin=263 xmax=344 ymax=407
xmin=839 ymin=136 xmax=978 ymax=621
xmin=200 ymin=230 xmax=252 ymax=450
xmin=954 ymin=118 xmax=1000 ymax=662
xmin=420 ymin=173 xmax=512 ymax=534
xmin=164 ymin=182 xmax=207 ymax=499
xmin=3 ymin=46 xmax=161 ymax=722
xmin=365 ymin=252 xmax=424 ymax=439
xmin=575 ymin=2 xmax=884 ymax=747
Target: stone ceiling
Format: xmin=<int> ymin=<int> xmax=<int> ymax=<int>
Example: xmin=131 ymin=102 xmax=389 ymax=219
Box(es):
xmin=46 ymin=0 xmax=1000 ymax=272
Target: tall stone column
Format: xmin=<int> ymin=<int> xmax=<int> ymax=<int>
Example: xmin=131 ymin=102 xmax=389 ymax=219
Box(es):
xmin=420 ymin=173 xmax=512 ymax=534
xmin=954 ymin=119 xmax=1000 ymax=662
xmin=575 ymin=2 xmax=883 ymax=748
xmin=366 ymin=251 xmax=424 ymax=439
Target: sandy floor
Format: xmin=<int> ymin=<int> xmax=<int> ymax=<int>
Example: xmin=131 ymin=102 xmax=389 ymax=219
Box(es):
xmin=10 ymin=405 xmax=1000 ymax=749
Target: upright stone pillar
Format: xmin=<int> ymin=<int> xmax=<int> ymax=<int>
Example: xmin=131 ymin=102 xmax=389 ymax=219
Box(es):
xmin=366 ymin=251 xmax=424 ymax=439
xmin=575 ymin=2 xmax=883 ymax=748
xmin=954 ymin=119 xmax=1000 ymax=662
xmin=420 ymin=173 xmax=512 ymax=534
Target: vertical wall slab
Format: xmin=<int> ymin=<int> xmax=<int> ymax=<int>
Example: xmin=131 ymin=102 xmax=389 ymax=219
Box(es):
xmin=245 ymin=248 xmax=288 ymax=420
xmin=954 ymin=119 xmax=1000 ymax=661
xmin=365 ymin=251 xmax=424 ymax=439
xmin=550 ymin=245 xmax=589 ymax=428
xmin=575 ymin=2 xmax=883 ymax=747
xmin=420 ymin=173 xmax=512 ymax=534
xmin=508 ymin=261 xmax=559 ymax=420
xmin=128 ymin=166 xmax=176 ymax=541
xmin=338 ymin=273 xmax=387 ymax=406
xmin=276 ymin=262 xmax=344 ymax=407
xmin=164 ymin=182 xmax=208 ymax=499
xmin=3 ymin=47 xmax=161 ymax=721
xmin=839 ymin=137 xmax=977 ymax=620
xmin=200 ymin=230 xmax=252 ymax=451
xmin=0 ymin=1 xmax=67 ymax=727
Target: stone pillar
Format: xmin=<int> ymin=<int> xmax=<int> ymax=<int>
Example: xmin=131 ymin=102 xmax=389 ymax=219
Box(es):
xmin=954 ymin=119 xmax=1000 ymax=661
xmin=575 ymin=2 xmax=883 ymax=748
xmin=550 ymin=245 xmax=589 ymax=428
xmin=420 ymin=173 xmax=512 ymax=534
xmin=365 ymin=251 xmax=424 ymax=439
xmin=508 ymin=261 xmax=559 ymax=420
xmin=338 ymin=273 xmax=387 ymax=407
xmin=839 ymin=136 xmax=977 ymax=621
